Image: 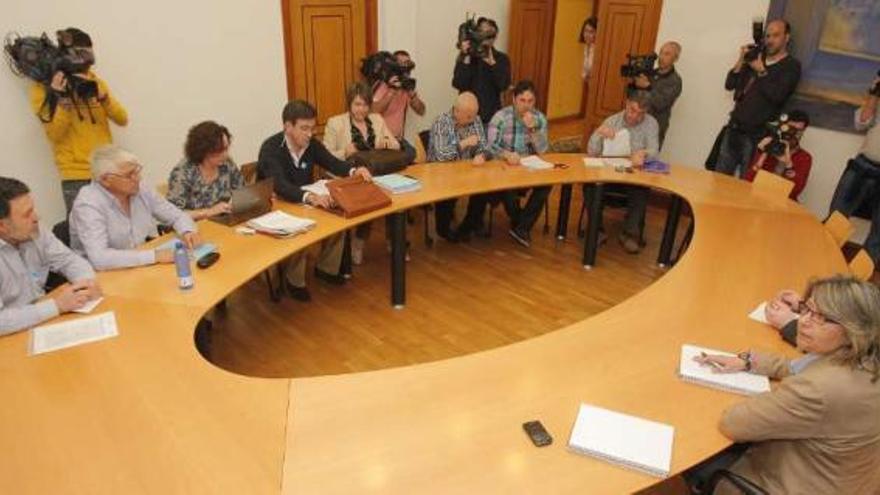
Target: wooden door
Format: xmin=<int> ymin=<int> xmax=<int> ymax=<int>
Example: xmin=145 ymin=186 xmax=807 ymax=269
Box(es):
xmin=507 ymin=0 xmax=558 ymax=113
xmin=281 ymin=0 xmax=377 ymax=134
xmin=584 ymin=0 xmax=663 ymax=139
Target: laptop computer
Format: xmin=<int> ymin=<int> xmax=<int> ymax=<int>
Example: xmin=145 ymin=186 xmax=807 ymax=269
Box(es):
xmin=208 ymin=178 xmax=274 ymax=226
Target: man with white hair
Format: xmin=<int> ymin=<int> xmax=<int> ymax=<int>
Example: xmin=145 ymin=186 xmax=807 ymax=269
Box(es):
xmin=632 ymin=41 xmax=683 ymax=147
xmin=70 ymin=145 xmax=199 ymax=270
xmin=427 ymin=91 xmax=490 ymax=240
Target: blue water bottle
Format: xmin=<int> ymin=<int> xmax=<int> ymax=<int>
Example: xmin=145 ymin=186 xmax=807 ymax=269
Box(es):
xmin=173 ymin=241 xmax=194 ymax=290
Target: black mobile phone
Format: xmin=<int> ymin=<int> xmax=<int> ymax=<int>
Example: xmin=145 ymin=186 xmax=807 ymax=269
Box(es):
xmin=522 ymin=420 xmax=553 ymax=447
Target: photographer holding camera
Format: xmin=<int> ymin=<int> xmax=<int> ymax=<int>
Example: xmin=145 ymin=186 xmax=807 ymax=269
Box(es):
xmin=826 ymin=72 xmax=880 ymax=264
xmin=27 ymin=28 xmax=129 ymax=213
xmin=452 ymin=17 xmax=511 ymax=126
xmin=371 ymin=50 xmax=426 ymax=161
xmin=631 ymin=41 xmax=683 ymax=148
xmin=707 ymin=19 xmax=801 ymax=177
xmin=742 ymin=110 xmax=812 ymax=201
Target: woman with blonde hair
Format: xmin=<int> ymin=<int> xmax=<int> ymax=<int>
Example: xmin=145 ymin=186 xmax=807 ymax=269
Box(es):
xmin=692 ymin=275 xmax=880 ymax=494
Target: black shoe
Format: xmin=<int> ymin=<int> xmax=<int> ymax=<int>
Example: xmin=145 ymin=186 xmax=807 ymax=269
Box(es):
xmin=314 ymin=268 xmax=347 ymax=285
xmin=284 ymin=280 xmax=312 ymax=302
xmin=508 ymin=227 xmax=531 ymax=248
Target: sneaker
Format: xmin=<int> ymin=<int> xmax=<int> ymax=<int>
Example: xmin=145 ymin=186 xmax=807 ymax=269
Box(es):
xmin=508 ymin=228 xmax=531 ymax=248
xmin=313 ymin=268 xmax=347 ymax=285
xmin=284 ymin=280 xmax=312 ymax=302
xmin=351 ymin=237 xmax=365 ymax=265
xmin=618 ymin=233 xmax=642 ymax=254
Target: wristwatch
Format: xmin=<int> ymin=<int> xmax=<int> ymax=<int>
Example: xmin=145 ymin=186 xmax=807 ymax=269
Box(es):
xmin=737 ymin=351 xmax=753 ymax=372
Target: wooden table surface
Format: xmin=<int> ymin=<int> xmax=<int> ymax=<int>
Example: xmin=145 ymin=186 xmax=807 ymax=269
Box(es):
xmin=0 ymin=155 xmax=846 ymax=494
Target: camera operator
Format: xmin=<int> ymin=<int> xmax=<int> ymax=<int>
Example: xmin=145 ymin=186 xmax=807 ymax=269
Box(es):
xmin=28 ymin=28 xmax=128 ymax=214
xmin=631 ymin=41 xmax=683 ymax=148
xmin=371 ymin=50 xmax=426 ymax=162
xmin=707 ymin=19 xmax=801 ymax=177
xmin=743 ymin=110 xmax=812 ymax=201
xmin=827 ymin=73 xmax=880 ymax=264
xmin=452 ymin=17 xmax=511 ymax=126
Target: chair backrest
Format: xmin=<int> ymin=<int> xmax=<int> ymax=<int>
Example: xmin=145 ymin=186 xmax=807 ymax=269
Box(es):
xmin=52 ymin=220 xmax=71 ymax=247
xmin=849 ymin=249 xmax=875 ymax=281
xmin=240 ymin=162 xmax=258 ymax=185
xmin=413 ymin=132 xmax=428 ymax=164
xmin=824 ymin=211 xmax=854 ymax=247
xmin=752 ymin=170 xmax=793 ymax=200
xmin=418 ymin=130 xmax=431 ymax=157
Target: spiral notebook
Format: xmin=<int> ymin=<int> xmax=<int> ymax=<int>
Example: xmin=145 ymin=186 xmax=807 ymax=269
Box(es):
xmin=567 ymin=403 xmax=674 ymax=478
xmin=679 ymin=344 xmax=770 ymax=396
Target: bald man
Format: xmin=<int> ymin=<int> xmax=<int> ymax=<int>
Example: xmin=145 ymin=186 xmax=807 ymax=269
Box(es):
xmin=427 ymin=91 xmax=491 ymax=240
xmin=633 ymin=41 xmax=683 ymax=147
xmin=708 ymin=19 xmax=801 ymax=177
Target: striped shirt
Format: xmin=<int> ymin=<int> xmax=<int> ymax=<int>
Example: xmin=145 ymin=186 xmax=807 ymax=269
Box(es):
xmin=427 ymin=109 xmax=490 ymax=162
xmin=486 ymin=106 xmax=549 ymax=157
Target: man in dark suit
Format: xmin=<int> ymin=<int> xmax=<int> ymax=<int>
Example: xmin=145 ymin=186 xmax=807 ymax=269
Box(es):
xmin=257 ymin=99 xmax=372 ymax=301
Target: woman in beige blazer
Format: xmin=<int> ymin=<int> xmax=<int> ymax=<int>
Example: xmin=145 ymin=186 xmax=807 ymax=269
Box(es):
xmin=323 ymin=82 xmax=399 ymax=264
xmin=693 ymin=275 xmax=880 ymax=494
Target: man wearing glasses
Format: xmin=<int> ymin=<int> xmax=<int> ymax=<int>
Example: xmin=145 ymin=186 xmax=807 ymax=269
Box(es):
xmin=70 ymin=145 xmax=199 ymax=270
xmin=452 ymin=17 xmax=512 ymax=126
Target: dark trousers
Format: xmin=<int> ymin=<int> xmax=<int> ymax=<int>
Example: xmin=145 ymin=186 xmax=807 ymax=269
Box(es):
xmin=434 ymin=199 xmax=457 ymax=237
xmin=582 ymin=185 xmax=649 ymax=239
xmin=829 ymin=154 xmax=880 ymax=262
xmin=712 ymin=124 xmax=761 ymax=178
xmin=458 ymin=187 xmax=550 ymax=235
xmin=61 ymin=180 xmax=90 ymax=215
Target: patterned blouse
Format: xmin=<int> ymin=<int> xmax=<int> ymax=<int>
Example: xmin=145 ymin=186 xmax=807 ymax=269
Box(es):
xmin=166 ymin=158 xmax=245 ymax=210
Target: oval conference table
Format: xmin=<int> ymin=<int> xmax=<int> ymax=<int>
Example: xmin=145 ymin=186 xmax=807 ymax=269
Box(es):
xmin=0 ymin=154 xmax=847 ymax=494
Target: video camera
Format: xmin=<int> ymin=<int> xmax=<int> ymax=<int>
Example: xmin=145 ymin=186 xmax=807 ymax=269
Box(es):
xmin=743 ymin=17 xmax=766 ymax=63
xmin=870 ymin=69 xmax=880 ymax=97
xmin=360 ymin=51 xmax=416 ymax=91
xmin=620 ymin=53 xmax=657 ymax=79
xmin=764 ymin=113 xmax=798 ymax=156
xmin=457 ymin=14 xmax=493 ymax=59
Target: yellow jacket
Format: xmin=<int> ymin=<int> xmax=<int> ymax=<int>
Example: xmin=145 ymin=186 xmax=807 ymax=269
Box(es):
xmin=29 ymin=72 xmax=128 ymax=181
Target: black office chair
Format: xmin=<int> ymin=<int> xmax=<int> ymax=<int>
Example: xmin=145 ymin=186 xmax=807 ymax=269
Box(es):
xmin=575 ymin=184 xmax=647 ymax=243
xmin=44 ymin=220 xmax=71 ymax=293
xmin=705 ymin=469 xmax=768 ymax=495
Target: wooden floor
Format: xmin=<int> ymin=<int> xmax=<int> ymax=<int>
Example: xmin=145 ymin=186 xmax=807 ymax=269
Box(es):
xmin=209 ymin=185 xmax=682 ymax=379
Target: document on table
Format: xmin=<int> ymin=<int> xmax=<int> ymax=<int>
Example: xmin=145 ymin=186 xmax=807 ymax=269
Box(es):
xmin=583 ymin=157 xmax=605 ymax=168
xmin=748 ymin=302 xmax=769 ymax=324
xmin=602 ymin=128 xmax=631 ymax=157
xmin=29 ymin=311 xmax=118 ymax=356
xmin=520 ymin=155 xmax=554 ymax=170
xmin=679 ymin=344 xmax=770 ymax=395
xmin=301 ymin=180 xmax=330 ymax=197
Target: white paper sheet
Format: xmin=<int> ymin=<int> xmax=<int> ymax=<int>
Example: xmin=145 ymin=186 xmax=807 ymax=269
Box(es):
xmin=301 ymin=180 xmax=330 ymax=197
xmin=679 ymin=344 xmax=771 ymax=395
xmin=72 ymin=297 xmax=104 ymax=314
xmin=601 ymin=128 xmax=631 ymax=157
xmin=583 ymin=157 xmax=605 ymax=168
xmin=748 ymin=302 xmax=769 ymax=324
xmin=30 ymin=312 xmax=118 ymax=356
xmin=520 ymin=155 xmax=554 ymax=170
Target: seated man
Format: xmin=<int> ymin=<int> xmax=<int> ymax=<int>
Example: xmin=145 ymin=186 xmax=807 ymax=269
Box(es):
xmin=742 ymin=110 xmax=812 ymax=201
xmin=586 ymin=91 xmax=659 ymax=254
xmin=427 ymin=92 xmax=490 ymax=241
xmin=0 ymin=177 xmax=101 ymax=335
xmin=70 ymin=145 xmax=200 ymax=271
xmin=458 ymin=80 xmax=551 ymax=248
xmin=257 ymin=99 xmax=372 ymax=302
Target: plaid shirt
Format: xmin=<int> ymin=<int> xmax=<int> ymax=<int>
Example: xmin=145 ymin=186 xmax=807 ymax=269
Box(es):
xmin=427 ymin=109 xmax=490 ymax=162
xmin=486 ymin=106 xmax=549 ymax=157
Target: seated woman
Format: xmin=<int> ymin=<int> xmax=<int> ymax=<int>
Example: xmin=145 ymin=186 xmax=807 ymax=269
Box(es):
xmin=70 ymin=145 xmax=200 ymax=271
xmin=323 ymin=81 xmax=400 ymax=265
xmin=692 ymin=275 xmax=880 ymax=494
xmin=167 ymin=121 xmax=244 ymax=220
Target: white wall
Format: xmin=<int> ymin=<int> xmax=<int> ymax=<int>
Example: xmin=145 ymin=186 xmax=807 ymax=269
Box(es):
xmin=656 ymin=0 xmax=867 ymax=232
xmin=1 ymin=0 xmax=287 ymax=225
xmin=378 ymin=0 xmax=510 ymax=142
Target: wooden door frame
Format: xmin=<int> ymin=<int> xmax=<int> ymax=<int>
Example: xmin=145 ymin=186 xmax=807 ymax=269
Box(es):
xmin=280 ymin=0 xmax=378 ymax=101
xmin=506 ymin=0 xmax=558 ymax=113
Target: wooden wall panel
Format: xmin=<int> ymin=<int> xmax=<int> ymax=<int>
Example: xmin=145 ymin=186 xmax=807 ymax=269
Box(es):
xmin=507 ymin=0 xmax=558 ymax=112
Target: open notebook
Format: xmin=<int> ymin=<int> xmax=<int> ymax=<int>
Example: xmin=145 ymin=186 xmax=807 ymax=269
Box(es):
xmin=246 ymin=211 xmax=316 ymax=238
xmin=568 ymin=403 xmax=674 ymax=478
xmin=679 ymin=344 xmax=771 ymax=395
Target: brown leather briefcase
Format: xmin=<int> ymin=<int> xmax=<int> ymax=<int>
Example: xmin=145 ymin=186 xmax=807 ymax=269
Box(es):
xmin=326 ymin=176 xmax=391 ymax=218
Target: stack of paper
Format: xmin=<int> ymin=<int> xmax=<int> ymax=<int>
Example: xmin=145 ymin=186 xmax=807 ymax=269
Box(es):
xmin=246 ymin=210 xmax=316 ymax=238
xmin=679 ymin=344 xmax=771 ymax=395
xmin=568 ymin=403 xmax=675 ymax=478
xmin=520 ymin=155 xmax=554 ymax=170
xmin=30 ymin=311 xmax=118 ymax=356
xmin=302 ymin=180 xmax=330 ymax=197
xmin=373 ymin=174 xmax=422 ymax=194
